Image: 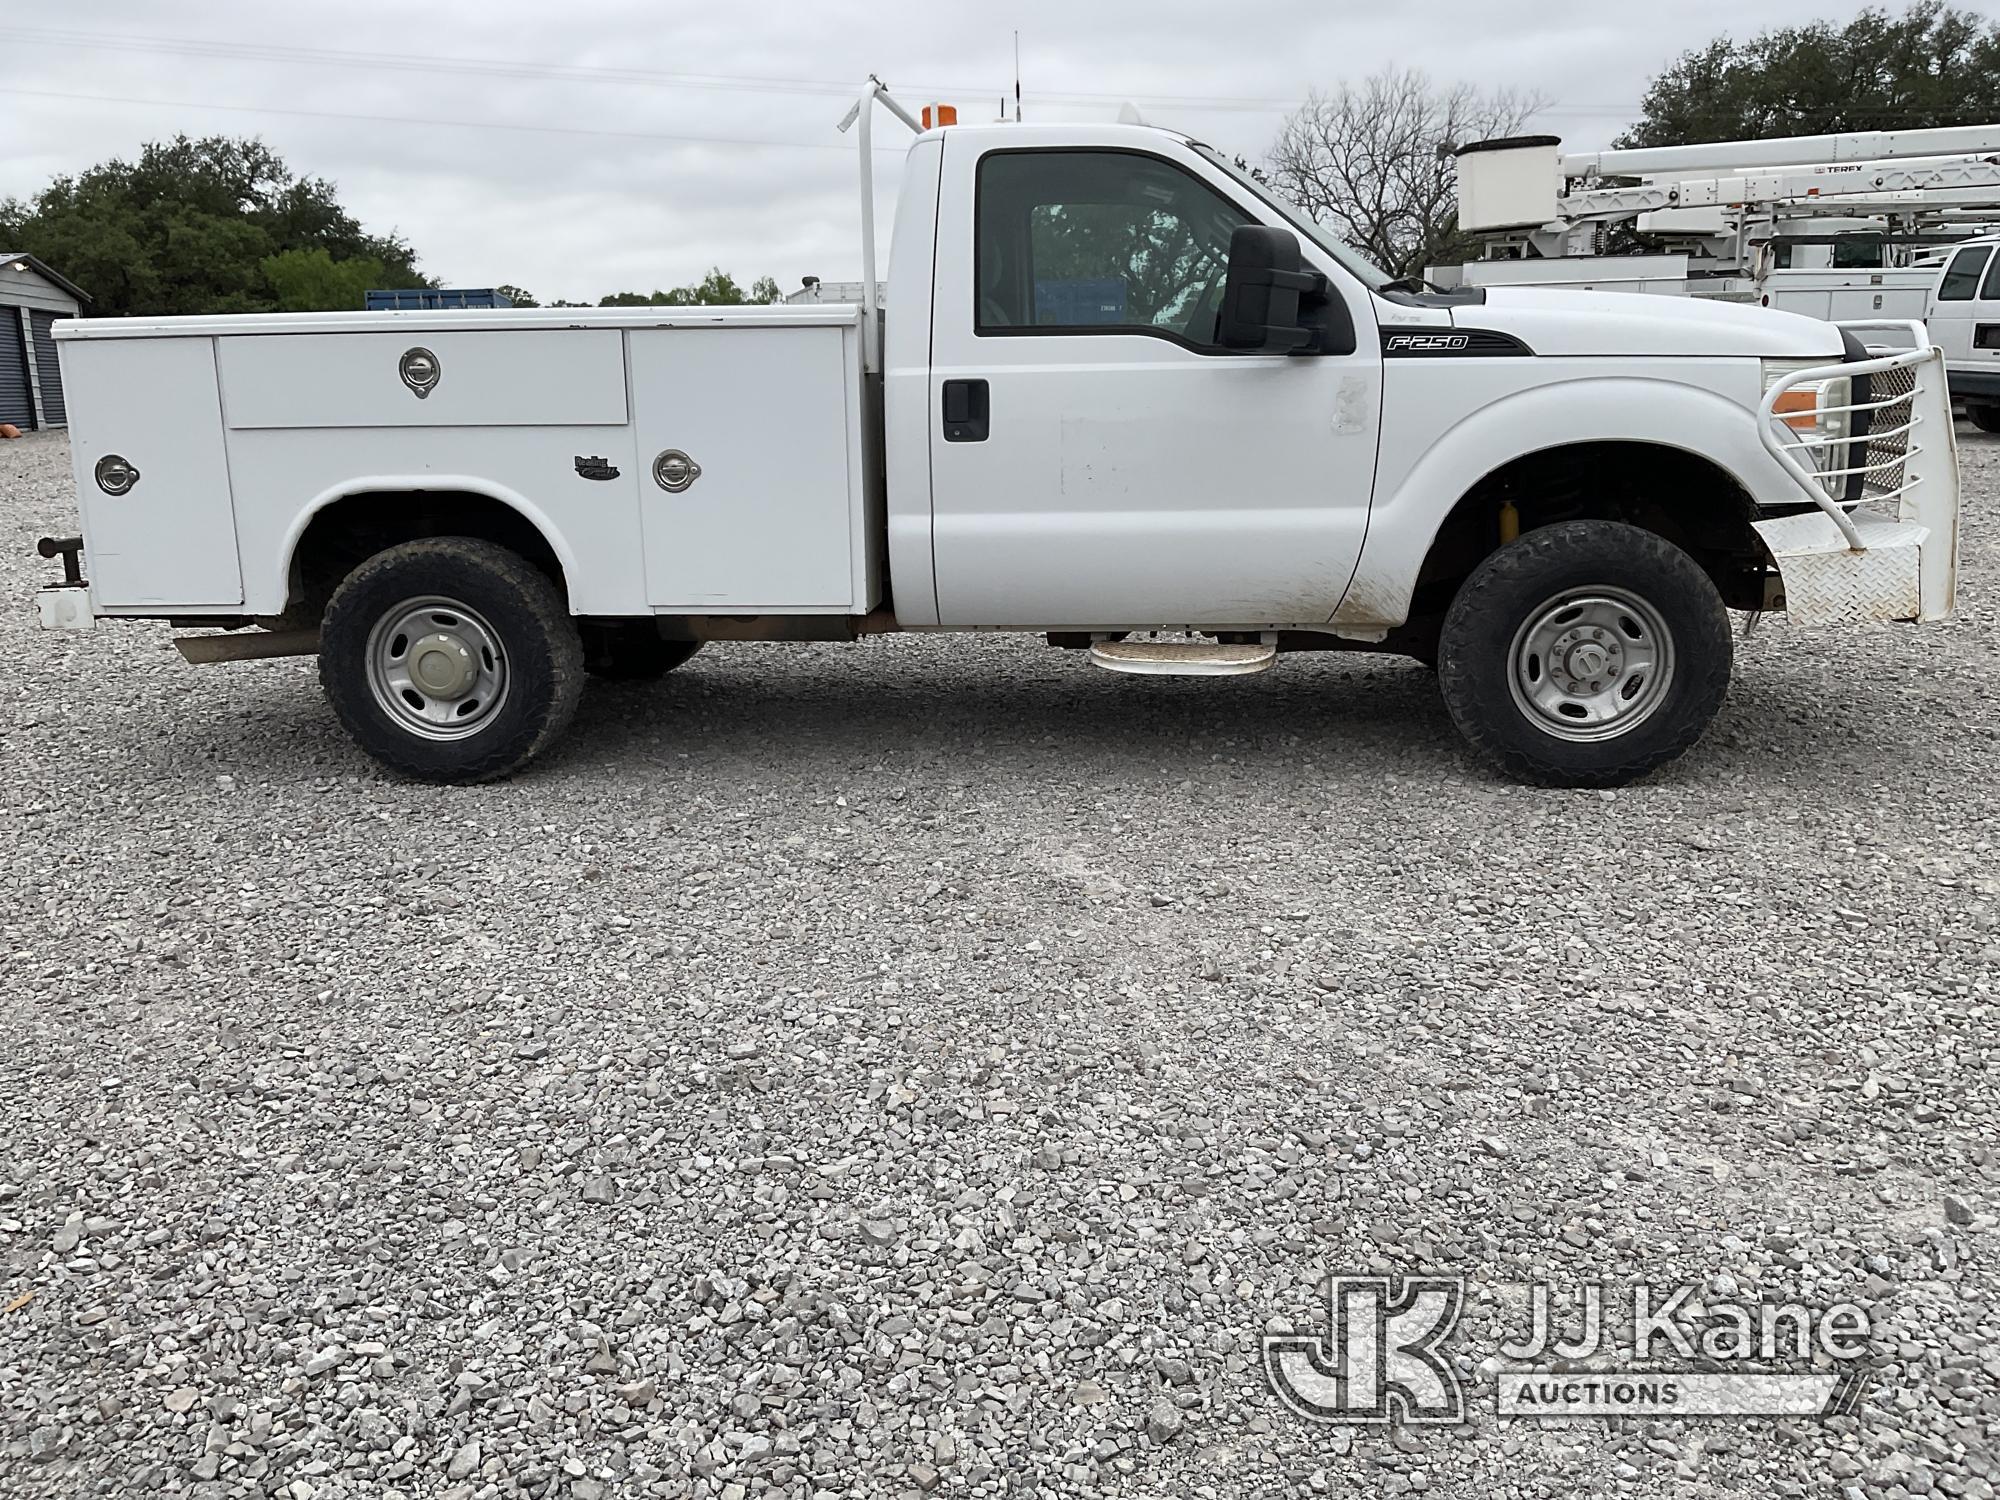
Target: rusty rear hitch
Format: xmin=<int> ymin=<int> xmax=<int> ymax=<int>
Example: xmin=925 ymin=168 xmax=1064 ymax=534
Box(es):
xmin=37 ymin=536 xmax=85 ymax=587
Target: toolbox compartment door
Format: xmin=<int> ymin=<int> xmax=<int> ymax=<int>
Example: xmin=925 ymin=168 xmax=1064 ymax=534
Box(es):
xmin=66 ymin=337 xmax=244 ymax=608
xmin=216 ymin=329 xmax=628 ymax=429
xmin=630 ymin=325 xmax=864 ymax=610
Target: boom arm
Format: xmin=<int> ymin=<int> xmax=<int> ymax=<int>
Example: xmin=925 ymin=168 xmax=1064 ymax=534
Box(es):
xmin=1562 ymin=123 xmax=2000 ymax=180
xmin=1555 ymin=153 xmax=2000 ymax=225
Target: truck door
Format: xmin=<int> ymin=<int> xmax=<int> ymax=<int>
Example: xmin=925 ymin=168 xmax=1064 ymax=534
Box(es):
xmin=925 ymin=140 xmax=1381 ymax=628
xmin=1968 ymin=247 xmax=2000 ymax=390
xmin=1928 ymin=243 xmax=1992 ymax=373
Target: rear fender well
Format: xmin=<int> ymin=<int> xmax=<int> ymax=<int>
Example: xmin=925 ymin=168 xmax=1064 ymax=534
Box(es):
xmin=270 ymin=476 xmax=583 ymax=618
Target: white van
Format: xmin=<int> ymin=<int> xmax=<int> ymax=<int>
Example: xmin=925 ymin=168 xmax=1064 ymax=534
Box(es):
xmin=1926 ymin=236 xmax=2000 ymax=430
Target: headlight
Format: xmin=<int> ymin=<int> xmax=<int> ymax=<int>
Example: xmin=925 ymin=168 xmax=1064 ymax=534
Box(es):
xmin=1762 ymin=360 xmax=1852 ymax=452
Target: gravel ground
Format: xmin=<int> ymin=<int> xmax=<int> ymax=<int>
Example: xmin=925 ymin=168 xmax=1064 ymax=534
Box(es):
xmin=1 ymin=425 xmax=1995 ymax=1500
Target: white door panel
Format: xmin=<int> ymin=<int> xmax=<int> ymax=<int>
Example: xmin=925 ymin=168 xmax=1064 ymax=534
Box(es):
xmin=630 ymin=327 xmax=861 ymax=610
xmin=1970 ymin=250 xmax=2000 ymax=380
xmin=930 ymin=349 xmax=1375 ymax=624
xmin=1929 ymin=245 xmax=1991 ymax=366
xmin=65 ymin=337 xmax=243 ymax=607
xmin=925 ymin=137 xmax=1381 ymax=629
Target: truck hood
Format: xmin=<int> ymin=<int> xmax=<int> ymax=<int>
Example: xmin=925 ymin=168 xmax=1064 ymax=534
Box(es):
xmin=1460 ymin=286 xmax=1847 ymax=360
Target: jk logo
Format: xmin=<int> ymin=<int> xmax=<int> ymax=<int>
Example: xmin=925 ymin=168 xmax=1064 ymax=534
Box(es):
xmin=1264 ymin=1275 xmax=1466 ymax=1425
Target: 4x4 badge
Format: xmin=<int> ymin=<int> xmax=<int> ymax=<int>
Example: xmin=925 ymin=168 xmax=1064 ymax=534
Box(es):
xmin=574 ymin=456 xmax=620 ymax=481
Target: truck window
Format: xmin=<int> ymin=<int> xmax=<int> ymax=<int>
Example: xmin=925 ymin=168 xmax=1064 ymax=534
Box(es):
xmin=976 ymin=150 xmax=1252 ymax=347
xmin=1937 ymin=246 xmax=1993 ymax=301
xmin=1831 ymin=235 xmax=1885 ymax=270
xmin=1982 ymin=249 xmax=2000 ymax=302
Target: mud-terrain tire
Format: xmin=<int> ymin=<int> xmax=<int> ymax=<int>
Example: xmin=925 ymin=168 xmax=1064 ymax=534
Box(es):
xmin=1437 ymin=520 xmax=1732 ymax=787
xmin=319 ymin=537 xmax=583 ymax=783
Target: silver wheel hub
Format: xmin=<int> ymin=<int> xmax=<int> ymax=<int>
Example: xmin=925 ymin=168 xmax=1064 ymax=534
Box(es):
xmin=1508 ymin=587 xmax=1675 ymax=743
xmin=1552 ymin=630 xmax=1618 ymax=692
xmin=409 ymin=633 xmax=478 ymax=699
xmin=366 ymin=597 xmax=509 ymax=741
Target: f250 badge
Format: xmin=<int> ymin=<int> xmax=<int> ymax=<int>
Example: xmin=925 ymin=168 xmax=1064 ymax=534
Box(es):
xmin=1386 ymin=333 xmax=1470 ymax=352
xmin=574 ymin=456 xmax=621 ymax=481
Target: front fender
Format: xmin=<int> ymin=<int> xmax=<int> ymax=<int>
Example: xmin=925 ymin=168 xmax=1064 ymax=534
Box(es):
xmin=1335 ymin=373 xmax=1784 ymax=626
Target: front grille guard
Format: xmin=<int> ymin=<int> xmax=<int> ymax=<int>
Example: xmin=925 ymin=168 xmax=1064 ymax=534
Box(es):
xmin=1757 ymin=320 xmax=1960 ymax=621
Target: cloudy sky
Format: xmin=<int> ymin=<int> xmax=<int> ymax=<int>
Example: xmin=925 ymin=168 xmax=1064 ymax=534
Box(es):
xmin=3 ymin=1 xmax=1894 ymax=303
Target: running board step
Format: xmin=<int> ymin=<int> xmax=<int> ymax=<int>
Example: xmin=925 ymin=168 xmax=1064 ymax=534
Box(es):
xmin=1088 ymin=640 xmax=1277 ymax=676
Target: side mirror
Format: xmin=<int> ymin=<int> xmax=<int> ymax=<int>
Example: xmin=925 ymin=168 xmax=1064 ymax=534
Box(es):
xmin=1219 ymin=226 xmax=1318 ymax=353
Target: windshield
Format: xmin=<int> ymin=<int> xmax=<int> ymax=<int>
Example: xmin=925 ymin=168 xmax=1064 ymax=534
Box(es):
xmin=1190 ymin=142 xmax=1392 ymax=290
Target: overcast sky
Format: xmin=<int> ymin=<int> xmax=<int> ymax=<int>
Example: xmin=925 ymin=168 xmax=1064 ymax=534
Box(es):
xmin=3 ymin=2 xmax=1898 ymax=304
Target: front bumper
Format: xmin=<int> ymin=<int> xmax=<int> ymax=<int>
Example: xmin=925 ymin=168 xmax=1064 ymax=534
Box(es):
xmin=1754 ymin=326 xmax=1959 ymax=626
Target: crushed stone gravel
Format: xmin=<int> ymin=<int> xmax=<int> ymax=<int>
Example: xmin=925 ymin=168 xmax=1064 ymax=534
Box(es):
xmin=1 ymin=426 xmax=1995 ymax=1498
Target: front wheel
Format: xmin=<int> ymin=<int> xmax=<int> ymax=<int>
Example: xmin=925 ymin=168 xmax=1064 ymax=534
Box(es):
xmin=1967 ymin=404 xmax=2000 ymax=434
xmin=1437 ymin=521 xmax=1732 ymax=787
xmin=319 ymin=537 xmax=584 ymax=783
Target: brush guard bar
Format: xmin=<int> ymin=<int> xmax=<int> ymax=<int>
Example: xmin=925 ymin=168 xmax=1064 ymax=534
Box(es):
xmin=1754 ymin=320 xmax=1960 ymax=624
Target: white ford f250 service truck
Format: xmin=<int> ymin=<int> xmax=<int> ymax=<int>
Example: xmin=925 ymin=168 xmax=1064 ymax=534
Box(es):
xmin=34 ymin=83 xmax=1962 ymax=787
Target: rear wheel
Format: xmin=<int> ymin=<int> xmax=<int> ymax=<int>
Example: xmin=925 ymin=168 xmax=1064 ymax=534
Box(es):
xmin=1437 ymin=521 xmax=1731 ymax=786
xmin=319 ymin=537 xmax=583 ymax=783
xmin=581 ymin=621 xmax=705 ymax=680
xmin=1967 ymin=404 xmax=2000 ymax=434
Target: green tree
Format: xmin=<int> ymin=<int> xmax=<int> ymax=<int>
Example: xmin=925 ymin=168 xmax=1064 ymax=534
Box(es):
xmin=1617 ymin=2 xmax=2000 ymax=148
xmin=1029 ymin=202 xmax=1216 ymax=326
xmin=261 ymin=247 xmax=387 ymax=312
xmin=0 ymin=135 xmax=429 ymax=316
xmin=598 ymin=268 xmax=782 ymax=306
xmin=494 ymin=284 xmax=539 ymax=307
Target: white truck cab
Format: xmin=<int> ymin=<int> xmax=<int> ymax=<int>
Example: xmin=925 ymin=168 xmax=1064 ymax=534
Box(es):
xmin=35 ymin=85 xmax=1963 ymax=788
xmin=1925 ymin=235 xmax=2000 ymax=430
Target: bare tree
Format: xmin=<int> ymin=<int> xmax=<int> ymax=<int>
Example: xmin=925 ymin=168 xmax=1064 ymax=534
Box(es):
xmin=1267 ymin=70 xmax=1544 ymax=279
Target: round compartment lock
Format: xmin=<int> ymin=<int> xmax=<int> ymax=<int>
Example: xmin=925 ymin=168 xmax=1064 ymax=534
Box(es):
xmin=653 ymin=449 xmax=702 ymax=492
xmin=94 ymin=454 xmax=141 ymax=496
xmin=399 ymin=346 xmax=441 ymax=399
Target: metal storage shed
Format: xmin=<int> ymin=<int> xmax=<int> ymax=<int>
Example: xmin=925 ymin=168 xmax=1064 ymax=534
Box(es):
xmin=0 ymin=254 xmax=88 ymax=431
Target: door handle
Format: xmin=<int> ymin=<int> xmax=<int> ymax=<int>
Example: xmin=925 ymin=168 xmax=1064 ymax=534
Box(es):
xmin=942 ymin=378 xmax=989 ymax=443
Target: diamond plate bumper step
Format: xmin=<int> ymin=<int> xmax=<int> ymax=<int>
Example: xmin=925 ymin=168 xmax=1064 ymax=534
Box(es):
xmin=1088 ymin=640 xmax=1277 ymax=676
xmin=1751 ymin=510 xmax=1929 ymax=626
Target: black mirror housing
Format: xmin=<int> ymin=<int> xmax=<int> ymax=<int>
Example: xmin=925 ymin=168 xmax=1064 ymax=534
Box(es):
xmin=1219 ymin=226 xmax=1319 ymax=353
